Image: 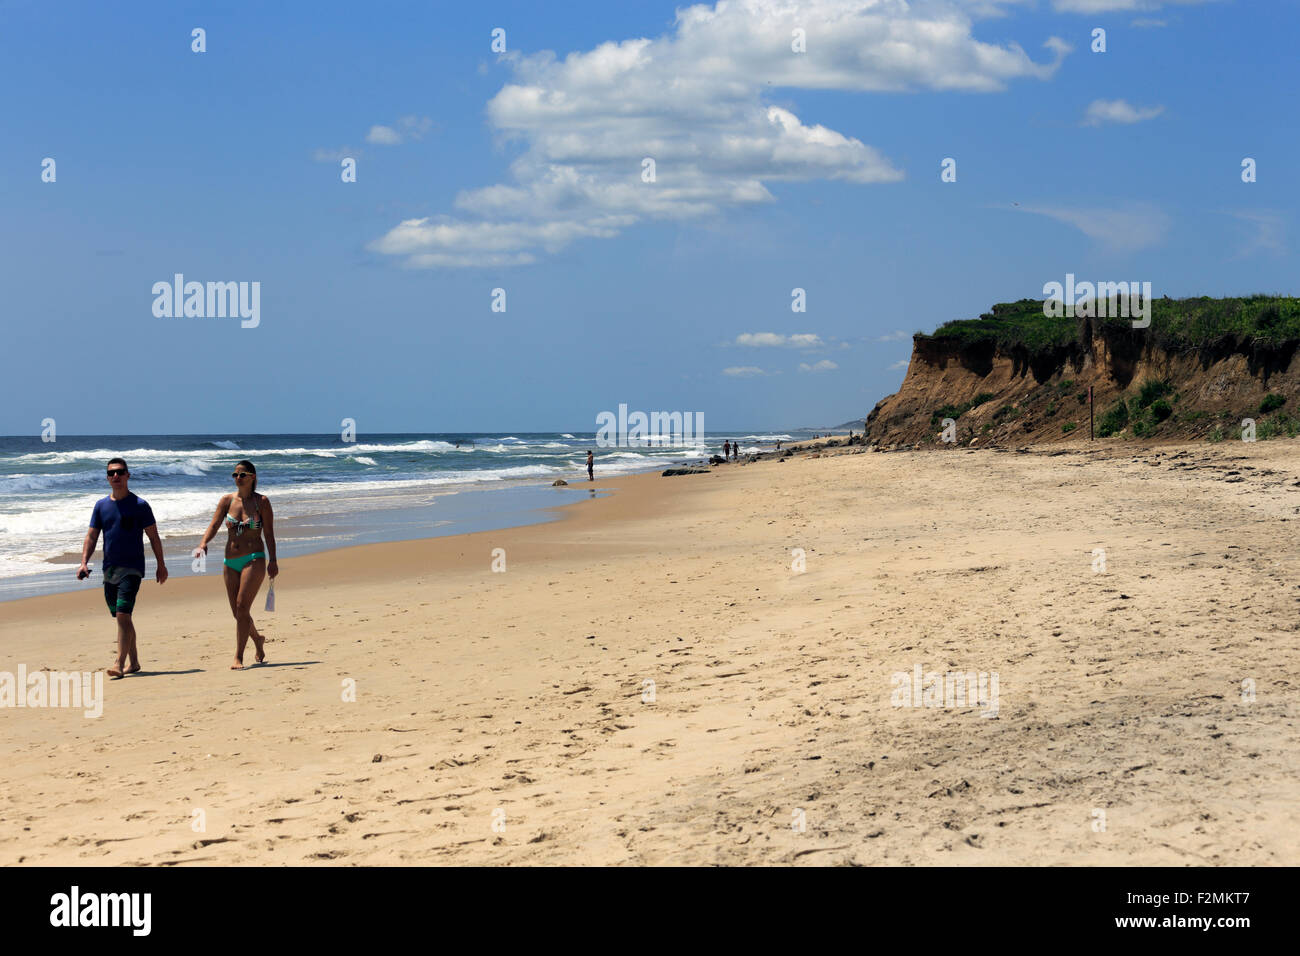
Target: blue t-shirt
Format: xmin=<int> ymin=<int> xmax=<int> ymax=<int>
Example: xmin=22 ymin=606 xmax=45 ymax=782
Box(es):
xmin=90 ymin=493 xmax=156 ymax=574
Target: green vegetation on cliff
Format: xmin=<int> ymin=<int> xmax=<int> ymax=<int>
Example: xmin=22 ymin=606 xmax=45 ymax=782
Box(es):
xmin=916 ymin=295 xmax=1300 ymax=352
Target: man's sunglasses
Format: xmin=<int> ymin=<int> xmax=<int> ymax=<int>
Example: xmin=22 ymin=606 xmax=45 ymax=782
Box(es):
xmin=106 ymin=469 xmax=127 ymax=477
xmin=232 ymin=472 xmax=253 ymax=480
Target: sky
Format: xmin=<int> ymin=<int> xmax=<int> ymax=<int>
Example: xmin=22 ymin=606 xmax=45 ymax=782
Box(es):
xmin=1 ymin=0 xmax=1297 ymax=435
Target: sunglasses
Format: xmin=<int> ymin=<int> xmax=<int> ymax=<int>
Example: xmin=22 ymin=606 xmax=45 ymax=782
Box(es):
xmin=106 ymin=469 xmax=127 ymax=477
xmin=232 ymin=472 xmax=253 ymax=480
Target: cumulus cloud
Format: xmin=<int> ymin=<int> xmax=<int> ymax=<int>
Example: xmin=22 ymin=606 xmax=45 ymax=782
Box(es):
xmin=1016 ymin=202 xmax=1170 ymax=251
xmin=798 ymin=359 xmax=838 ymax=372
xmin=1081 ymin=98 xmax=1164 ymax=126
xmin=371 ymin=0 xmax=1069 ymax=268
xmin=889 ymin=358 xmax=910 ymax=370
xmin=735 ymin=332 xmax=824 ymax=348
xmin=723 ymin=366 xmax=769 ymax=377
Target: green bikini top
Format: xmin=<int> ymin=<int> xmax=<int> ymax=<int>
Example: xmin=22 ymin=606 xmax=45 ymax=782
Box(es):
xmin=225 ymin=496 xmax=262 ymax=537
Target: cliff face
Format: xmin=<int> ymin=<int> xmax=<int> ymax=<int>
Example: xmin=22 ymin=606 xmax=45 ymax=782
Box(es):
xmin=865 ymin=318 xmax=1300 ymax=446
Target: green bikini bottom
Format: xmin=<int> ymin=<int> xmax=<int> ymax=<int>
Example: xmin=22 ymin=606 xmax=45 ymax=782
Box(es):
xmin=223 ymin=551 xmax=266 ymax=573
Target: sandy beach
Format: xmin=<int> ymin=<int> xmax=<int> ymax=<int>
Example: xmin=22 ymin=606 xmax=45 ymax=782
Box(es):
xmin=2 ymin=442 xmax=1297 ymax=866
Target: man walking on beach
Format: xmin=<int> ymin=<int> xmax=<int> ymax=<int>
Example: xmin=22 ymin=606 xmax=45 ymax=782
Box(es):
xmin=77 ymin=458 xmax=168 ymax=678
xmin=586 ymin=450 xmax=594 ymax=481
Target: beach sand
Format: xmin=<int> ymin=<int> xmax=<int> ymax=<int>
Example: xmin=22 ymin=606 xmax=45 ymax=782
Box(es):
xmin=1 ymin=443 xmax=1297 ymax=865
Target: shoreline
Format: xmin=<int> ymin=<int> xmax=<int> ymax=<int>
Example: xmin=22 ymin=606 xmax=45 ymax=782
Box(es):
xmin=3 ymin=441 xmax=1294 ymax=865
xmin=3 ymin=429 xmax=821 ymax=603
xmin=0 ymin=429 xmax=778 ymax=594
xmin=0 ymin=469 xmax=669 ymax=616
xmin=0 ymin=476 xmax=620 ymax=604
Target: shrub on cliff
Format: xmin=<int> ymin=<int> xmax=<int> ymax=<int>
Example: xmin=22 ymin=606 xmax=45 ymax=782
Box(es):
xmin=1259 ymin=393 xmax=1286 ymax=414
xmin=1097 ymin=400 xmax=1130 ymax=437
xmin=1137 ymin=379 xmax=1172 ymax=408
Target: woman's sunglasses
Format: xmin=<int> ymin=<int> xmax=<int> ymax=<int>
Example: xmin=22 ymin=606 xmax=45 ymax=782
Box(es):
xmin=106 ymin=469 xmax=127 ymax=477
xmin=232 ymin=472 xmax=253 ymax=480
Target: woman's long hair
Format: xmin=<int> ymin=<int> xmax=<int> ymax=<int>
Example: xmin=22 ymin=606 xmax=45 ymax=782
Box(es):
xmin=235 ymin=459 xmax=258 ymax=495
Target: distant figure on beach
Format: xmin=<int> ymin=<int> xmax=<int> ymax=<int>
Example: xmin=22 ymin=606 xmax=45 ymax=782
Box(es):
xmin=586 ymin=450 xmax=594 ymax=481
xmin=723 ymin=440 xmax=731 ymax=459
xmin=77 ymin=458 xmax=168 ymax=679
xmin=731 ymin=441 xmax=739 ymax=461
xmin=194 ymin=460 xmax=278 ymax=669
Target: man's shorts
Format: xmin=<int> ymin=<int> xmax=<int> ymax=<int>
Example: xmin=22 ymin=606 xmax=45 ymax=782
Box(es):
xmin=103 ymin=565 xmax=143 ymax=617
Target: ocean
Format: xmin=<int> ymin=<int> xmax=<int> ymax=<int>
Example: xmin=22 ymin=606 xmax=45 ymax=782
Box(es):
xmin=0 ymin=431 xmax=796 ymax=601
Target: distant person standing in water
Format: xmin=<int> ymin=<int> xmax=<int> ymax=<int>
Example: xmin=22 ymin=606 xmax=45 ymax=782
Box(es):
xmin=723 ymin=440 xmax=731 ymax=460
xmin=77 ymin=458 xmax=168 ymax=679
xmin=586 ymin=450 xmax=594 ymax=481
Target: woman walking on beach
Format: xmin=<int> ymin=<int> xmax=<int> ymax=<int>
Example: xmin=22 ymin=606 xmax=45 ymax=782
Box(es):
xmin=194 ymin=460 xmax=278 ymax=669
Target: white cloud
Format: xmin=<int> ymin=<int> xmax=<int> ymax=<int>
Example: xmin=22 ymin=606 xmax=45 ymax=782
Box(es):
xmin=735 ymin=332 xmax=824 ymax=348
xmin=798 ymin=359 xmax=838 ymax=372
xmin=889 ymin=358 xmax=910 ymax=370
xmin=1129 ymin=17 xmax=1167 ymax=27
xmin=877 ymin=330 xmax=909 ymax=341
xmin=372 ymin=0 xmax=1069 ymax=268
xmin=723 ymin=366 xmax=768 ymax=377
xmin=366 ymin=125 xmax=403 ymax=145
xmin=1016 ymin=202 xmax=1170 ymax=251
xmin=366 ymin=116 xmax=435 ymax=146
xmin=368 ymin=215 xmax=634 ymax=267
xmin=1082 ymin=98 xmax=1164 ymax=126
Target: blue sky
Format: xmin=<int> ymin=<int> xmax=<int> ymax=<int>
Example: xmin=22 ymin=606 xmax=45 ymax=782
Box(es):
xmin=1 ymin=0 xmax=1295 ymax=435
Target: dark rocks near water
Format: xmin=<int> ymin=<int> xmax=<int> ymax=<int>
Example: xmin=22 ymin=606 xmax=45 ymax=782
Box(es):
xmin=552 ymin=479 xmax=568 ymax=486
xmin=662 ymin=467 xmax=711 ymax=477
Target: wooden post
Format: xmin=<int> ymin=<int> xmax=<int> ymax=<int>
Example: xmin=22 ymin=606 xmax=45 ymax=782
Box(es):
xmin=1089 ymin=385 xmax=1094 ymax=440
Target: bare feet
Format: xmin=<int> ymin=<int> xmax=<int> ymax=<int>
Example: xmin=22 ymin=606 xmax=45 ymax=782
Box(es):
xmin=107 ymin=665 xmax=124 ymax=680
xmin=126 ymin=663 xmax=141 ymax=674
xmin=231 ymin=658 xmax=245 ymax=670
xmin=252 ymin=634 xmax=266 ymax=664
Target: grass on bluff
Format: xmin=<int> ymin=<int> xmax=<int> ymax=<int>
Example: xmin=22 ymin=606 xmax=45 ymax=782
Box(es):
xmin=912 ymin=295 xmax=1300 ymax=443
xmin=917 ymin=295 xmax=1300 ymax=353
